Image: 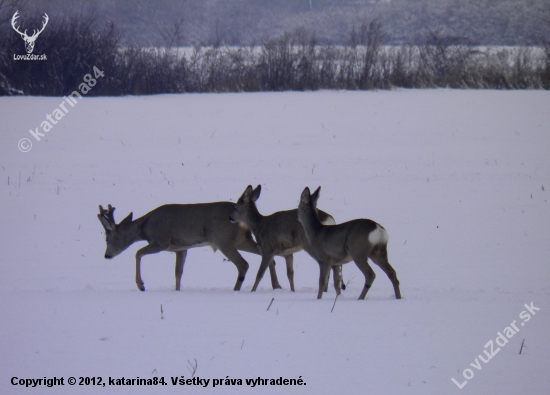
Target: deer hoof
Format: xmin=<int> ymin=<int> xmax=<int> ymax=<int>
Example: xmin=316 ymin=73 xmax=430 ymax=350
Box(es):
xmin=137 ymin=283 xmax=145 ymax=291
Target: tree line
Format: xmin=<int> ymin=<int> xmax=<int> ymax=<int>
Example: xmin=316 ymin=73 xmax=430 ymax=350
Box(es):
xmin=1 ymin=15 xmax=549 ymax=96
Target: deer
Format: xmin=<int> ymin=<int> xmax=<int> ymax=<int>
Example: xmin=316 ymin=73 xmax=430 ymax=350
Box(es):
xmin=97 ymin=202 xmax=284 ymax=292
xmin=297 ymin=187 xmax=401 ymax=300
xmin=229 ymin=185 xmax=344 ymax=294
xmin=11 ymin=11 xmax=49 ymax=54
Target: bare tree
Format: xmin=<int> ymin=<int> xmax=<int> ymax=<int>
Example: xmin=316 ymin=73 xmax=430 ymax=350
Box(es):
xmin=160 ymin=17 xmax=185 ymax=48
xmin=0 ymin=0 xmax=25 ymax=27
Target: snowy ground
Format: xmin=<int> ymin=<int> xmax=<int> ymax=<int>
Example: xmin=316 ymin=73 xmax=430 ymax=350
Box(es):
xmin=1 ymin=89 xmax=549 ymax=394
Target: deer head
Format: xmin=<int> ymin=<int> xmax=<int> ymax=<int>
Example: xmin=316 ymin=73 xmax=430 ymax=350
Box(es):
xmin=98 ymin=204 xmax=134 ymax=259
xmin=229 ymin=185 xmax=262 ymax=226
xmin=11 ymin=11 xmax=49 ymax=54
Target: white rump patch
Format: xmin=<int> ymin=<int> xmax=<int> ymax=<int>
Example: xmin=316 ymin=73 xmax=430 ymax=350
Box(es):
xmin=368 ymin=224 xmax=389 ymax=245
xmin=321 ymin=215 xmax=336 ymax=225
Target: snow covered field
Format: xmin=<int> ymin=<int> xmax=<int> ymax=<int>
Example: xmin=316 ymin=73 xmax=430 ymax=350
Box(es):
xmin=1 ymin=89 xmax=549 ymax=394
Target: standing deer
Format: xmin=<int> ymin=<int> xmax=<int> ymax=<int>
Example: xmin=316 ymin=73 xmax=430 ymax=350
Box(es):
xmin=97 ymin=202 xmax=283 ymax=291
xmin=11 ymin=11 xmax=49 ymax=54
xmin=229 ymin=185 xmax=343 ymax=293
xmin=297 ymin=187 xmax=401 ymax=300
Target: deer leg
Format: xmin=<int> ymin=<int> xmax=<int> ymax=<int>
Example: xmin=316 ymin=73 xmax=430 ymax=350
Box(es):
xmin=352 ymin=254 xmax=376 ymax=300
xmin=370 ymin=252 xmax=401 ymax=300
xmin=324 ymin=268 xmax=331 ymax=292
xmin=174 ymin=250 xmax=187 ymax=291
xmin=251 ymin=254 xmax=275 ymax=292
xmin=317 ymin=263 xmax=331 ymax=299
xmin=338 ymin=265 xmax=346 ymax=290
xmin=219 ymin=247 xmax=249 ymax=291
xmin=331 ymin=265 xmax=342 ymax=296
xmin=284 ymin=255 xmax=295 ymax=292
xmin=235 ymin=235 xmax=282 ymax=290
xmin=135 ymin=243 xmax=166 ymax=292
xmin=268 ymin=260 xmax=283 ymax=289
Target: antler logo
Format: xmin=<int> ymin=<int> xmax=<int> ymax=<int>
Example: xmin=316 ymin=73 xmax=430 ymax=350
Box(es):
xmin=11 ymin=11 xmax=49 ymax=54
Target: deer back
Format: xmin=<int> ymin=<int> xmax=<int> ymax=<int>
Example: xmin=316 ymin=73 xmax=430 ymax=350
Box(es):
xmin=254 ymin=208 xmax=334 ymax=256
xmin=139 ymin=202 xmax=255 ymax=251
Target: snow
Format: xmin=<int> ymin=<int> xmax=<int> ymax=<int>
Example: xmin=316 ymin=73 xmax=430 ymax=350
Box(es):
xmin=1 ymin=89 xmax=549 ymax=394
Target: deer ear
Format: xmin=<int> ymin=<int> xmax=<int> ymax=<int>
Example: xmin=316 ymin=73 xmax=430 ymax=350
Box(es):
xmin=251 ymin=185 xmax=261 ymax=202
xmin=120 ymin=212 xmax=133 ymax=225
xmin=311 ymin=186 xmax=321 ymax=204
xmin=242 ymin=185 xmax=254 ymax=203
xmin=98 ymin=214 xmax=114 ymax=232
xmin=300 ymin=187 xmax=311 ymax=203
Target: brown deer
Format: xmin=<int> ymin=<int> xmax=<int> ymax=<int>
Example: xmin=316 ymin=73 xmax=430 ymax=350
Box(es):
xmin=97 ymin=203 xmax=282 ymax=291
xmin=229 ymin=185 xmax=343 ymax=293
xmin=297 ymin=187 xmax=401 ymax=300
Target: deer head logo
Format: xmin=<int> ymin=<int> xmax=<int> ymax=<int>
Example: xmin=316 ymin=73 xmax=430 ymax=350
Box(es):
xmin=11 ymin=11 xmax=49 ymax=54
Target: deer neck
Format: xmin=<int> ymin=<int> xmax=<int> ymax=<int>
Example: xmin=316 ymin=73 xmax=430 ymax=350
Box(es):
xmin=300 ymin=206 xmax=323 ymax=244
xmin=245 ymin=204 xmax=265 ymax=235
xmin=119 ymin=216 xmax=147 ymax=245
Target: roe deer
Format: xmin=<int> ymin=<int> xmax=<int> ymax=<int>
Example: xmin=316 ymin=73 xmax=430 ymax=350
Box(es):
xmin=97 ymin=203 xmax=282 ymax=291
xmin=229 ymin=185 xmax=343 ymax=293
xmin=297 ymin=187 xmax=401 ymax=300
